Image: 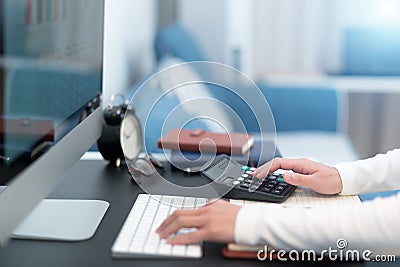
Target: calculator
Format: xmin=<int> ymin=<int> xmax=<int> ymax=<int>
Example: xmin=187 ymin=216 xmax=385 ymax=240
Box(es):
xmin=201 ymin=154 xmax=296 ymax=203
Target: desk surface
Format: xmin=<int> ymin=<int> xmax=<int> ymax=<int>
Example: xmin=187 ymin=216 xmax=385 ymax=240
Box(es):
xmin=0 ymin=160 xmax=396 ymax=266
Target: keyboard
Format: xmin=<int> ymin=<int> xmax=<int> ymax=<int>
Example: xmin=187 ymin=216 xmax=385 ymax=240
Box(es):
xmin=111 ymin=194 xmax=207 ymax=259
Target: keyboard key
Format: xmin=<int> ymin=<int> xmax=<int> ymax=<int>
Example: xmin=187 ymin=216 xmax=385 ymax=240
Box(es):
xmin=172 ymin=245 xmax=186 ymax=256
xmin=187 ymin=245 xmax=202 ymax=257
xmin=158 ymin=241 xmax=172 ymax=255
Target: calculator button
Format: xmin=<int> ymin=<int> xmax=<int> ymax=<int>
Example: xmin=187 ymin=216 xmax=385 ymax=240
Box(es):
xmin=260 ymin=187 xmax=271 ymax=193
xmin=252 ymin=179 xmax=260 ymax=185
xmin=237 ymin=177 xmax=244 ymax=181
xmin=276 ymin=177 xmax=285 ymax=183
xmin=268 ymin=175 xmax=277 ymax=180
xmin=249 ymin=167 xmax=256 ymax=171
xmin=269 ymin=180 xmax=278 ymax=185
xmin=244 ymin=178 xmax=253 ymax=183
xmin=271 ymin=189 xmax=282 ymax=195
xmin=276 ymin=186 xmax=285 ymax=190
xmin=241 ymin=166 xmax=249 ymax=171
xmin=245 ymin=171 xmax=252 ymax=175
xmin=233 ymin=181 xmax=240 ymax=186
xmin=266 ymin=184 xmax=275 ymax=188
xmin=278 ymin=182 xmax=288 ymax=187
xmin=240 ymin=183 xmax=250 ymax=188
xmin=242 ymin=174 xmax=249 ymax=178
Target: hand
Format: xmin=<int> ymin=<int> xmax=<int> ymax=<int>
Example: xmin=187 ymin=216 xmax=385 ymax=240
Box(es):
xmin=156 ymin=199 xmax=241 ymax=245
xmin=252 ymin=158 xmax=343 ymax=195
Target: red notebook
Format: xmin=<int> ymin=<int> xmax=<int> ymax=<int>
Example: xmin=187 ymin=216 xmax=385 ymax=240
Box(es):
xmin=157 ymin=129 xmax=254 ymax=155
xmin=222 ymin=243 xmax=283 ymax=260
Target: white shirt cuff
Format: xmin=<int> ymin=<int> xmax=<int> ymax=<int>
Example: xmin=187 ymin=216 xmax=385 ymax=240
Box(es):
xmin=234 ymin=205 xmax=264 ymax=245
xmin=334 ymin=162 xmax=360 ymax=195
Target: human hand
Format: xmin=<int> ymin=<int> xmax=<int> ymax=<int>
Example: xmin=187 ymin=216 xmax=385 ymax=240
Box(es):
xmin=252 ymin=158 xmax=343 ymax=195
xmin=156 ymin=199 xmax=241 ymax=245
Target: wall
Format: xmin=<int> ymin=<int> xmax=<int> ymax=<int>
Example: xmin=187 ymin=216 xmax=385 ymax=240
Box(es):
xmin=348 ymin=93 xmax=400 ymax=158
xmin=177 ymin=0 xmax=255 ymax=76
xmin=103 ymin=0 xmax=156 ymax=105
xmin=177 ymin=0 xmax=228 ymax=64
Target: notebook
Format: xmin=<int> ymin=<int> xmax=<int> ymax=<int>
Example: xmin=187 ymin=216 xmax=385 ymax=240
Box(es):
xmin=158 ymin=129 xmax=254 ymax=155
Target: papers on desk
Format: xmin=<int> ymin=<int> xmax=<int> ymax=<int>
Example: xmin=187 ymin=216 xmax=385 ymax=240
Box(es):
xmin=230 ymin=186 xmax=361 ymax=208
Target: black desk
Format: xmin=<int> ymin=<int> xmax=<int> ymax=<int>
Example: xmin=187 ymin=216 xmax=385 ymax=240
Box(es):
xmin=0 ymin=160 xmax=396 ymax=266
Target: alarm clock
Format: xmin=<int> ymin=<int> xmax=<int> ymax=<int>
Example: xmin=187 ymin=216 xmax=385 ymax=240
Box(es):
xmin=97 ymin=94 xmax=143 ymax=167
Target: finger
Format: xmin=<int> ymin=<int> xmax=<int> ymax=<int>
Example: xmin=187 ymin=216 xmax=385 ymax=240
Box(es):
xmin=156 ymin=209 xmax=201 ymax=234
xmin=158 ymin=215 xmax=205 ymax=239
xmin=252 ymin=160 xmax=273 ymax=177
xmin=268 ymin=158 xmax=317 ymax=175
xmin=253 ymin=158 xmax=283 ymax=179
xmin=166 ymin=229 xmax=207 ymax=245
xmin=284 ymin=172 xmax=316 ymax=187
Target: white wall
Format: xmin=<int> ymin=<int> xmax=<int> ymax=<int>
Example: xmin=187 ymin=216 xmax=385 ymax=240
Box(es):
xmin=178 ymin=0 xmax=400 ymax=78
xmin=253 ymin=0 xmax=325 ymax=77
xmin=178 ymin=0 xmax=227 ymax=64
xmin=103 ymin=0 xmax=156 ymax=105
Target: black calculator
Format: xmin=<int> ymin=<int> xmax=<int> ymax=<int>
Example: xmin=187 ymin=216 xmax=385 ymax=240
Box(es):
xmin=201 ymin=154 xmax=296 ymax=203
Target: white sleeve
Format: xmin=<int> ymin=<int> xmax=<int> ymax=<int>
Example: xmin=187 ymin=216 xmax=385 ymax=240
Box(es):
xmin=234 ymin=193 xmax=400 ymax=256
xmin=334 ymin=149 xmax=400 ymax=195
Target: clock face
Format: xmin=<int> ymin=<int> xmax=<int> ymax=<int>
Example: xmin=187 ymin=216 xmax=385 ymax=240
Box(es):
xmin=120 ymin=113 xmax=142 ymax=160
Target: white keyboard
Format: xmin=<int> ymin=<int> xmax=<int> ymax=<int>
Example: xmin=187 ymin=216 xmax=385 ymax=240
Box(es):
xmin=111 ymin=194 xmax=207 ymax=259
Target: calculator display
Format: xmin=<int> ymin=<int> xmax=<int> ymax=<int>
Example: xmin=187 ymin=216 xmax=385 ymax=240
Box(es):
xmin=203 ymin=157 xmax=230 ymax=180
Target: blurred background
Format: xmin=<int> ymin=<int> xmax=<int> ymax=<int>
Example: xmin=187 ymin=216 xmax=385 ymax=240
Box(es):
xmin=104 ymin=0 xmax=400 ymax=159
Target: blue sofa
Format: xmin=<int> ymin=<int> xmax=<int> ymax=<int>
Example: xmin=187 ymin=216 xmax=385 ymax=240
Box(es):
xmin=128 ymin=23 xmax=341 ymax=153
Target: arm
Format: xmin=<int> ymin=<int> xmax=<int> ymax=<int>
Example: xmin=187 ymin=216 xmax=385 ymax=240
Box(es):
xmin=157 ymin=194 xmax=400 ymax=256
xmin=252 ymin=149 xmax=400 ymax=195
xmin=235 ymin=193 xmax=400 ymax=256
xmin=335 ymin=149 xmax=400 ymax=195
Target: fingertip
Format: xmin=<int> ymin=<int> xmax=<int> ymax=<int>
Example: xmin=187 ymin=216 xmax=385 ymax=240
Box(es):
xmin=284 ymin=172 xmax=292 ymax=181
xmin=166 ymin=236 xmax=180 ymax=245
